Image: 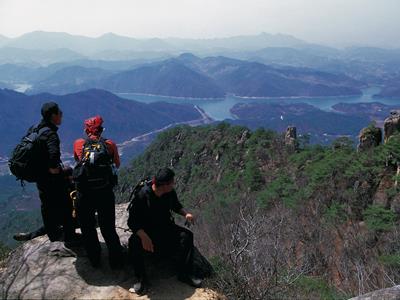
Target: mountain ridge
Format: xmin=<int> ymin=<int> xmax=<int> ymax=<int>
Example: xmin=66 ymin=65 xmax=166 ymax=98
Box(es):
xmin=0 ymin=88 xmax=205 ymax=156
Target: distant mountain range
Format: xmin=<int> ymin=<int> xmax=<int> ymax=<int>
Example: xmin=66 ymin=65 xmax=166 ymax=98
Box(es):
xmin=0 ymin=31 xmax=307 ymax=55
xmin=23 ymin=54 xmax=363 ymax=98
xmin=373 ymin=77 xmax=400 ymax=98
xmin=0 ymin=47 xmax=85 ymax=66
xmin=375 ymin=86 xmax=400 ymax=98
xmin=31 ymin=66 xmax=114 ymax=95
xmin=229 ymin=101 xmax=400 ymax=144
xmin=229 ymin=46 xmax=400 ymax=86
xmin=0 ymin=88 xmax=204 ymax=157
xmin=229 ymin=102 xmax=370 ymax=144
xmin=0 ymin=31 xmax=399 ymax=100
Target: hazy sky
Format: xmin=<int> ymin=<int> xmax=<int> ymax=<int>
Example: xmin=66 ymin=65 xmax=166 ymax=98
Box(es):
xmin=0 ymin=0 xmax=399 ymax=47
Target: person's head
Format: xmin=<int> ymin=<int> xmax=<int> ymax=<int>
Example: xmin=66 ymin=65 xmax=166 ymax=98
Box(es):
xmin=41 ymin=102 xmax=62 ymax=125
xmin=84 ymin=115 xmax=104 ymax=138
xmin=152 ymin=168 xmax=175 ymax=195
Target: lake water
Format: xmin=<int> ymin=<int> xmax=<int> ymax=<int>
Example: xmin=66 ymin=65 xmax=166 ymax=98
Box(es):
xmin=118 ymin=87 xmax=400 ymax=121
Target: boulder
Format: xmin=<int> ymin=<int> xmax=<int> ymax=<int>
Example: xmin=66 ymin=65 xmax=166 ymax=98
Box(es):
xmin=349 ymin=285 xmax=400 ymax=300
xmin=384 ymin=110 xmax=400 ymax=143
xmin=0 ymin=203 xmax=222 ymax=300
xmin=285 ymin=126 xmax=298 ymax=150
xmin=372 ymin=174 xmax=393 ymax=207
xmin=357 ymin=125 xmax=382 ymax=151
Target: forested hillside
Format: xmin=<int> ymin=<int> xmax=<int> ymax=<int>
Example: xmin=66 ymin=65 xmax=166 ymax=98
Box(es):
xmin=117 ymin=123 xmax=400 ymax=299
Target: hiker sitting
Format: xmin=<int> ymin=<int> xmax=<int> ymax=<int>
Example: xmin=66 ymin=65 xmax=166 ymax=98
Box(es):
xmin=127 ymin=168 xmax=202 ymax=295
xmin=73 ymin=115 xmax=123 ymax=269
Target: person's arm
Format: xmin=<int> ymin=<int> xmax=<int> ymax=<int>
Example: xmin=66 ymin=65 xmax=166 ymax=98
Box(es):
xmin=127 ymin=193 xmax=154 ymax=251
xmin=46 ymin=132 xmax=61 ymax=173
xmin=136 ymin=229 xmax=154 ymax=252
xmin=179 ymin=208 xmax=194 ymax=224
xmin=73 ymin=139 xmax=84 ymax=162
xmin=170 ymin=191 xmax=195 ymax=224
xmin=106 ymin=140 xmax=120 ymax=168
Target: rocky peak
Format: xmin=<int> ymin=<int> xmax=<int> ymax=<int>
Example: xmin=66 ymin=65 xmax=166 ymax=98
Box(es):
xmin=284 ymin=126 xmax=298 ymax=150
xmin=384 ymin=110 xmax=400 ymax=142
xmin=0 ymin=203 xmax=223 ymax=300
xmin=357 ymin=124 xmax=382 ymax=151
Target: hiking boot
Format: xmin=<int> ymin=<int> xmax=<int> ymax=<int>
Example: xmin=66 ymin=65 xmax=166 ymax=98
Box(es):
xmin=64 ymin=240 xmax=81 ymax=249
xmin=13 ymin=232 xmax=32 ymax=241
xmin=128 ymin=278 xmax=149 ymax=295
xmin=178 ymin=274 xmax=203 ymax=288
xmin=64 ymin=233 xmax=83 ymax=249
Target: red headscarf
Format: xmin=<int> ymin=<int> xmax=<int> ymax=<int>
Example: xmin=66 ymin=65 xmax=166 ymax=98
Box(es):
xmin=84 ymin=115 xmax=104 ymax=138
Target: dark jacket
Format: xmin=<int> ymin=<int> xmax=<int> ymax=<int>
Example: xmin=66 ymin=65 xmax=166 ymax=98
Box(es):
xmin=35 ymin=119 xmax=62 ymax=173
xmin=128 ymin=183 xmax=183 ymax=234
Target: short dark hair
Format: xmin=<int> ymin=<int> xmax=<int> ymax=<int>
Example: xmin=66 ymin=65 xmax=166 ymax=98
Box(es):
xmin=154 ymin=168 xmax=175 ymax=186
xmin=41 ymin=102 xmax=61 ymax=121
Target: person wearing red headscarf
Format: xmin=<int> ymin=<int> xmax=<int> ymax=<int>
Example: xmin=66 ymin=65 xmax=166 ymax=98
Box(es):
xmin=73 ymin=115 xmax=123 ymax=269
xmin=73 ymin=115 xmax=120 ymax=167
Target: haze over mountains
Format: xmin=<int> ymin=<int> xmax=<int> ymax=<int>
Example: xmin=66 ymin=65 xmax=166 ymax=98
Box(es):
xmin=18 ymin=54 xmax=361 ymax=98
xmin=0 ymin=31 xmax=399 ymax=99
xmin=0 ymin=31 xmax=306 ymax=54
xmin=0 ymin=31 xmax=398 ymax=156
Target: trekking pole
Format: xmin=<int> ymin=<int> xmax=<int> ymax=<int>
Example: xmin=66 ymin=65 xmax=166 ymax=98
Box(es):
xmin=70 ymin=190 xmax=78 ymax=218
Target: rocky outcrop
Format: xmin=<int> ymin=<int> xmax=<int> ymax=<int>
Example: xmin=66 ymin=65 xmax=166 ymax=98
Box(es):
xmin=0 ymin=203 xmax=223 ymax=300
xmin=384 ymin=110 xmax=400 ymax=142
xmin=285 ymin=126 xmax=298 ymax=150
xmin=372 ymin=174 xmax=393 ymax=207
xmin=350 ymin=285 xmax=400 ymax=300
xmin=357 ymin=125 xmax=382 ymax=151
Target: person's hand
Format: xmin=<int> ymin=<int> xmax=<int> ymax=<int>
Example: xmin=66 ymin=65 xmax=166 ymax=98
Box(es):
xmin=185 ymin=213 xmax=195 ymax=225
xmin=48 ymin=167 xmax=61 ymax=174
xmin=137 ymin=230 xmax=154 ymax=253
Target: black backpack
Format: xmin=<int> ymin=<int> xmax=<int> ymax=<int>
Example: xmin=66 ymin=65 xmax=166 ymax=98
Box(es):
xmin=8 ymin=126 xmax=51 ymax=183
xmin=127 ymin=177 xmax=152 ymax=212
xmin=73 ymin=138 xmax=116 ymax=190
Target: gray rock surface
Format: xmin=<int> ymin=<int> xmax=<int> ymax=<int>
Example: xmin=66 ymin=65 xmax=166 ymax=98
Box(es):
xmin=358 ymin=125 xmax=382 ymax=151
xmin=0 ymin=203 xmax=223 ymax=300
xmin=285 ymin=126 xmax=298 ymax=150
xmin=349 ymin=285 xmax=400 ymax=300
xmin=384 ymin=110 xmax=400 ymax=142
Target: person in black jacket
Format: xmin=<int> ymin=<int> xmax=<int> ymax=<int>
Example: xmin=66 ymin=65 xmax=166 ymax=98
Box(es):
xmin=127 ymin=168 xmax=201 ymax=294
xmin=35 ymin=102 xmax=75 ymax=246
xmin=13 ymin=166 xmax=78 ymax=242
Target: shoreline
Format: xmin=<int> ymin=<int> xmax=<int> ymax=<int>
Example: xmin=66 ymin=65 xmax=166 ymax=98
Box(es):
xmin=117 ymin=91 xmax=370 ymax=101
xmin=116 ymin=92 xmax=225 ymax=100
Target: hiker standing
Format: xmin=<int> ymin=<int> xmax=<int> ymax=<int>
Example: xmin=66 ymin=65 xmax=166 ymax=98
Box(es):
xmin=127 ymin=168 xmax=202 ymax=294
xmin=35 ymin=102 xmax=76 ymax=245
xmin=73 ymin=115 xmax=123 ymax=269
xmin=13 ymin=166 xmax=78 ymax=242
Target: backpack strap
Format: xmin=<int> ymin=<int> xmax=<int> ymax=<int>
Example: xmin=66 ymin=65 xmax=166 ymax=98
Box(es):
xmin=37 ymin=126 xmax=51 ymax=136
xmin=81 ymin=137 xmax=112 ymax=162
xmin=127 ymin=179 xmax=152 ymax=211
xmin=98 ymin=137 xmax=112 ymax=159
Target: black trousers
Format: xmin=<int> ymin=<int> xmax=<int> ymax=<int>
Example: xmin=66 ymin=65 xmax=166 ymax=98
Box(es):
xmin=77 ymin=187 xmax=122 ymax=264
xmin=128 ymin=224 xmax=194 ymax=279
xmin=36 ymin=174 xmax=74 ymax=242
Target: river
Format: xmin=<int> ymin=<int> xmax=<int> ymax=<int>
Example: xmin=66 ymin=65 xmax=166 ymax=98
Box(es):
xmin=118 ymin=87 xmax=400 ymax=121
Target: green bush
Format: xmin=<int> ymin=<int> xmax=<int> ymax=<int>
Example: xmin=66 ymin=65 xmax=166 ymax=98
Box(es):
xmin=323 ymin=202 xmax=347 ymax=224
xmin=379 ymin=254 xmax=400 ymax=267
xmin=363 ymin=205 xmax=396 ymax=231
xmin=294 ymin=275 xmax=346 ymax=300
